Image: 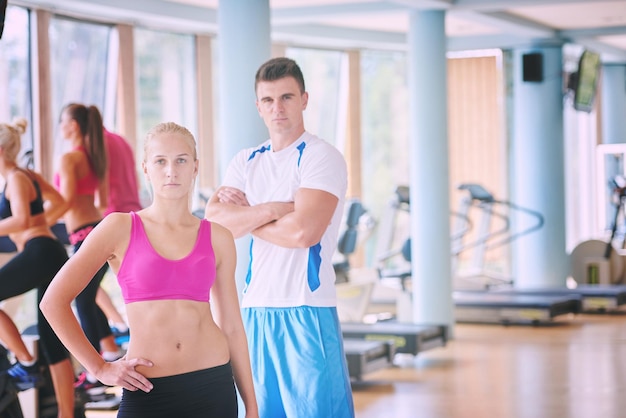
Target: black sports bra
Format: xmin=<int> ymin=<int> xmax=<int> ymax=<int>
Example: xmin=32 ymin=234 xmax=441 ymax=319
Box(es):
xmin=0 ymin=169 xmax=45 ymax=220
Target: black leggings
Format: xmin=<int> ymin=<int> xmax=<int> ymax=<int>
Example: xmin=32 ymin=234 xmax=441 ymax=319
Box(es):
xmin=0 ymin=237 xmax=69 ymax=365
xmin=73 ymin=223 xmax=112 ymax=351
xmin=117 ymin=363 xmax=238 ymax=418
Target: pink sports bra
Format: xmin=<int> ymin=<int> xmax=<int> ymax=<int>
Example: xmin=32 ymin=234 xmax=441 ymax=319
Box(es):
xmin=116 ymin=212 xmax=217 ymax=304
xmin=53 ymin=147 xmax=99 ymax=195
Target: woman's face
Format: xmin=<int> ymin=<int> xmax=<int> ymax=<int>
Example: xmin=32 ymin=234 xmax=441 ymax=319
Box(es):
xmin=58 ymin=110 xmax=77 ymax=140
xmin=143 ymin=132 xmax=198 ymax=200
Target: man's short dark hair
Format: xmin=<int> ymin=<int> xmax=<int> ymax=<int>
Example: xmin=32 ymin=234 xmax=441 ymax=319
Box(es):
xmin=255 ymin=57 xmax=306 ymax=94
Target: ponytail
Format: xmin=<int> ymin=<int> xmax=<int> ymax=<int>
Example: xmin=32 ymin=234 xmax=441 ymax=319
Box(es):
xmin=62 ymin=103 xmax=107 ymax=181
xmin=85 ymin=106 xmax=107 ymax=181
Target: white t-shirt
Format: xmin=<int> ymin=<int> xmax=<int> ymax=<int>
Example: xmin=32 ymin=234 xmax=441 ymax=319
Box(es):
xmin=222 ymin=131 xmax=347 ymax=308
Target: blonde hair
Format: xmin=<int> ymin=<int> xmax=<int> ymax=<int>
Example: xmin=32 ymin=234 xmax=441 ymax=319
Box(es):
xmin=144 ymin=122 xmax=198 ymax=161
xmin=0 ymin=117 xmax=27 ymax=162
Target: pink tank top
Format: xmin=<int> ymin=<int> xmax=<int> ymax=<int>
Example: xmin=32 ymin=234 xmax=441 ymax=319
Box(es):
xmin=116 ymin=212 xmax=216 ymax=304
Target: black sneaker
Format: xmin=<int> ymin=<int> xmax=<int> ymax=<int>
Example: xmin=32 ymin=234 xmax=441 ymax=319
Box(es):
xmin=5 ymin=362 xmax=44 ymax=391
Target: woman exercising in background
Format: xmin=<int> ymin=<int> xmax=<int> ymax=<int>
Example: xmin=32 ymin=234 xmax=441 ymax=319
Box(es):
xmin=0 ymin=117 xmax=75 ymax=417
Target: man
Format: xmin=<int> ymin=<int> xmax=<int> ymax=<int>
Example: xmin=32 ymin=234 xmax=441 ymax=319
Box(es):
xmin=205 ymin=57 xmax=354 ymax=418
xmin=96 ymin=127 xmax=140 ymax=338
xmin=101 ymin=128 xmax=142 ymax=216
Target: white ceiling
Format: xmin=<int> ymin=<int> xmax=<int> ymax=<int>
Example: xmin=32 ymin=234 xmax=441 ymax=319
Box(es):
xmin=15 ymin=0 xmax=626 ymax=61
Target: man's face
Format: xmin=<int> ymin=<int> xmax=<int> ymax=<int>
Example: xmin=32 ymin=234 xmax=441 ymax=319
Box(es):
xmin=255 ymin=76 xmax=308 ymax=137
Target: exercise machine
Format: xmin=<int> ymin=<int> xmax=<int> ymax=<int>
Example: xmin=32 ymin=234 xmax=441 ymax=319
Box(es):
xmin=451 ymin=183 xmax=544 ymax=288
xmin=373 ymin=183 xmax=580 ymax=324
xmin=450 ymin=184 xmax=583 ymax=324
xmin=570 ymin=174 xmax=626 ymax=286
xmin=332 ymin=198 xmax=448 ymax=380
xmin=453 ymin=291 xmax=582 ymax=325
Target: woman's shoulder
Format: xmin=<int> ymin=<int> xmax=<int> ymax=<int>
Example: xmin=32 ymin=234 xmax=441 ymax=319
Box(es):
xmin=59 ymin=150 xmax=82 ymax=167
xmin=100 ymin=211 xmax=134 ymax=230
xmin=205 ymin=220 xmax=234 ymax=255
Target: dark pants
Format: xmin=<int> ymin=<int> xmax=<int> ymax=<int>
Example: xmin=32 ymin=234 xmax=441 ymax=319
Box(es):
xmin=0 ymin=237 xmax=70 ymax=365
xmin=72 ymin=223 xmax=112 ymax=351
xmin=117 ymin=363 xmax=238 ymax=418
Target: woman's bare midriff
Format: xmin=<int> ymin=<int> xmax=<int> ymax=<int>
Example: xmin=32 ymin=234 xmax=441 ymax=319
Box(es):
xmin=63 ymin=194 xmax=102 ymax=232
xmin=125 ymin=300 xmax=230 ymax=378
xmin=9 ymin=215 xmax=57 ymax=251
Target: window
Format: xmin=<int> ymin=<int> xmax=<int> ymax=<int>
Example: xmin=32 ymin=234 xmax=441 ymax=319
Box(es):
xmin=134 ymin=28 xmax=197 ymax=139
xmin=286 ymin=47 xmax=344 ymax=147
xmin=0 ymin=6 xmax=33 ymax=166
xmin=360 ymin=50 xmax=409 ymax=266
xmin=134 ymin=28 xmax=197 ymax=204
xmin=49 ymin=16 xmax=112 ymax=169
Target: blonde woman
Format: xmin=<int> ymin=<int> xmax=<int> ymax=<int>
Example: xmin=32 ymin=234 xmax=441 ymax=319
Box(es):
xmin=0 ymin=118 xmax=75 ymax=417
xmin=42 ymin=122 xmax=258 ymax=417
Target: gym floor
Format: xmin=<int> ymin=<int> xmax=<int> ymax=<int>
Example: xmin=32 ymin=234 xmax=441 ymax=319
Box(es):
xmin=85 ymin=312 xmax=626 ymax=418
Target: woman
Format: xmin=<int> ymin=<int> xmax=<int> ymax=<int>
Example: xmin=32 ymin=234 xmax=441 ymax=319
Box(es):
xmin=41 ymin=122 xmax=258 ymax=417
xmin=0 ymin=118 xmax=75 ymax=417
xmin=54 ymin=104 xmax=121 ymax=381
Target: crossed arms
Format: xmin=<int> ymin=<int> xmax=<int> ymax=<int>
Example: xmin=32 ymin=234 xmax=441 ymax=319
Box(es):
xmin=204 ymin=186 xmax=338 ymax=248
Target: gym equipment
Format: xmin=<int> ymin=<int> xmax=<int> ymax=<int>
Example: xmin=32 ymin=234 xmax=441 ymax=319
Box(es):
xmin=342 ymin=322 xmax=447 ymax=356
xmin=451 ymin=183 xmax=544 ymax=288
xmin=21 ymin=326 xmax=117 ymax=416
xmin=333 ymin=198 xmax=448 ymax=379
xmin=449 ymin=185 xmax=584 ymax=324
xmin=375 ymin=185 xmax=472 ymax=291
xmin=375 ymin=183 xmax=544 ymax=290
xmin=453 ymin=291 xmax=582 ymax=325
xmin=372 ymin=184 xmax=582 ymax=325
xmin=0 ymin=345 xmax=23 ymax=418
xmin=490 ymin=284 xmax=626 ymax=313
xmin=343 ymin=339 xmax=395 ymax=381
xmin=570 ymin=175 xmax=626 ymax=285
xmin=334 ymin=199 xmax=369 ymax=284
xmin=342 ymin=321 xmax=447 ymax=380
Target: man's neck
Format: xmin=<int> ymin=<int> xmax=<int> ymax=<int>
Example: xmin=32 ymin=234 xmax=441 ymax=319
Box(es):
xmin=270 ymin=129 xmax=305 ymax=152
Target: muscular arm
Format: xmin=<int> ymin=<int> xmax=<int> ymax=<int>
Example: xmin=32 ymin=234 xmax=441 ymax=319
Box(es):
xmin=252 ymin=188 xmax=338 ymax=248
xmin=204 ymin=186 xmax=293 ymax=239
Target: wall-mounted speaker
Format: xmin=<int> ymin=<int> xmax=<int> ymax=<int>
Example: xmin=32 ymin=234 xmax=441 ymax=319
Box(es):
xmin=523 ymin=52 xmax=543 ymax=82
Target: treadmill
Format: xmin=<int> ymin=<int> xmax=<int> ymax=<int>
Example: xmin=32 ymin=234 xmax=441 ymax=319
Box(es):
xmin=453 ymin=291 xmax=582 ymax=325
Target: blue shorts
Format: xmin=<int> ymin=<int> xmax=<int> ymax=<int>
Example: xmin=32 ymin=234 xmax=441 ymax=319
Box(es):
xmin=242 ymin=306 xmax=354 ymax=418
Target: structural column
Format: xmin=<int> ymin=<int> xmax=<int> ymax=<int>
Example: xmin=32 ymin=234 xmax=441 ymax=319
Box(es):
xmin=218 ymin=0 xmax=271 ymax=173
xmin=407 ymin=10 xmax=454 ymax=332
xmin=511 ymin=45 xmax=568 ymax=288
xmin=601 ymin=64 xmax=626 ymax=144
xmin=217 ymin=1 xmax=271 ymax=298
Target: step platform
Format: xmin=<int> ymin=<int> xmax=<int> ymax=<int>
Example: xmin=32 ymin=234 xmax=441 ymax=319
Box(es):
xmin=344 ymin=339 xmax=395 ymax=381
xmin=84 ymin=393 xmax=121 ymax=411
xmin=341 ymin=321 xmax=447 ymax=356
xmin=454 ymin=291 xmax=582 ymax=325
xmin=491 ymin=285 xmax=626 ymax=313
